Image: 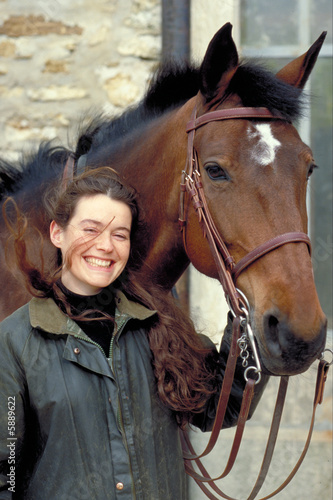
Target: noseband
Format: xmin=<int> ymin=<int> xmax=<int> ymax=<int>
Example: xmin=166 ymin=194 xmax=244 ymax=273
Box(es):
xmin=179 ymin=106 xmax=311 ymax=317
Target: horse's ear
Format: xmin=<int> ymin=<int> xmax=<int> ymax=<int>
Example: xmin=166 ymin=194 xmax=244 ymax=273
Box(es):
xmin=199 ymin=23 xmax=239 ymax=102
xmin=276 ymin=32 xmax=327 ymax=88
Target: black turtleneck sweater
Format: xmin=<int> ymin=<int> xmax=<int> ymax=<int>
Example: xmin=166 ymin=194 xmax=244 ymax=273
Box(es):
xmin=57 ymin=283 xmax=116 ymax=357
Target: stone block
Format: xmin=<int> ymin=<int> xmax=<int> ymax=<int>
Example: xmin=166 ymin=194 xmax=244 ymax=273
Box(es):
xmin=103 ymin=73 xmax=140 ymax=107
xmin=118 ymin=34 xmax=161 ymax=60
xmin=27 ymin=85 xmax=88 ymax=102
xmin=0 ymin=40 xmax=16 ymax=57
xmin=0 ymin=15 xmax=83 ymax=37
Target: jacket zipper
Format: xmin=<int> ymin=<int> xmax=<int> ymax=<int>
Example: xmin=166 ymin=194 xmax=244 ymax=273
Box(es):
xmin=109 ymin=316 xmax=137 ymax=498
xmin=109 ymin=316 xmax=129 ymax=429
xmin=72 ymin=312 xmax=128 ymax=361
xmin=73 ymin=333 xmax=106 ymax=355
xmin=109 ymin=315 xmax=128 ymax=359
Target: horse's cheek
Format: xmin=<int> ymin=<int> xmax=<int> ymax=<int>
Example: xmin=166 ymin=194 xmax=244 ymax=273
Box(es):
xmin=184 ymin=212 xmax=218 ymax=279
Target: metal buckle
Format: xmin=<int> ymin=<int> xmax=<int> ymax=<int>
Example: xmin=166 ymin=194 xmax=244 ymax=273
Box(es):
xmin=321 ymin=348 xmax=333 ymax=366
xmin=227 ymin=289 xmax=262 ymax=384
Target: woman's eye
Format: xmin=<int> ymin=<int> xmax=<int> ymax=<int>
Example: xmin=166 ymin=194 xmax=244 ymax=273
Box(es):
xmin=204 ymin=164 xmax=229 ymax=181
xmin=113 ymin=233 xmax=128 ymax=241
xmin=84 ymin=228 xmax=98 ymax=234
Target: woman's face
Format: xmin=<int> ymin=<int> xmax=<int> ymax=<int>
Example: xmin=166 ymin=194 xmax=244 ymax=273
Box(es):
xmin=50 ymin=194 xmax=132 ymax=295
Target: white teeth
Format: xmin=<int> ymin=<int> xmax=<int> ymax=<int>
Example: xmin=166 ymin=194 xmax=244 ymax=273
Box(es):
xmin=85 ymin=257 xmax=112 ymax=268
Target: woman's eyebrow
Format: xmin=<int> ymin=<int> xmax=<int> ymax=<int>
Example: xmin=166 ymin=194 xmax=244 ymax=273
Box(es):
xmin=79 ymin=219 xmax=103 ymax=227
xmin=79 ymin=219 xmax=131 ymax=232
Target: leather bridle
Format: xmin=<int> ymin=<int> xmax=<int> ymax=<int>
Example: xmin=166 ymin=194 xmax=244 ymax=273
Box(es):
xmin=179 ymin=105 xmax=330 ymax=499
xmin=179 ymin=105 xmax=311 ymax=315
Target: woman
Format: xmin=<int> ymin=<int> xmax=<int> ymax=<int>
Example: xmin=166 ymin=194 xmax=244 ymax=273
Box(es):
xmin=0 ymin=167 xmax=267 ymax=499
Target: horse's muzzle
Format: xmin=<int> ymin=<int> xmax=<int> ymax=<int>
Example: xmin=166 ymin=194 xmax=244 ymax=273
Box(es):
xmin=259 ymin=310 xmax=327 ymax=375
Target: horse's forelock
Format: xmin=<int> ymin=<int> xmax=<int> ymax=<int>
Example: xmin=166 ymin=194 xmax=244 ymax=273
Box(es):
xmin=227 ymin=62 xmax=305 ymax=121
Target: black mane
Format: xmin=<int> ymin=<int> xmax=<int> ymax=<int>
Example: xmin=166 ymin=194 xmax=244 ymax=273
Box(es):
xmin=74 ymin=61 xmax=201 ymax=157
xmin=75 ymin=60 xmax=304 ymax=159
xmin=0 ymin=144 xmax=69 ymax=201
xmin=0 ymin=59 xmax=304 ymax=200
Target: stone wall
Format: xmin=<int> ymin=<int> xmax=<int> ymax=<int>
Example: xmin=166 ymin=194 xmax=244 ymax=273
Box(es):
xmin=0 ymin=0 xmax=161 ymax=160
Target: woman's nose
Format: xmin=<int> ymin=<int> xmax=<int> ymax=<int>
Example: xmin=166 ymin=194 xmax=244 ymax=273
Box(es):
xmin=95 ymin=232 xmax=114 ymax=252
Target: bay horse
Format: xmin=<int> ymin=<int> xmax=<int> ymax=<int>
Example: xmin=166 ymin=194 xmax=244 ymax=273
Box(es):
xmin=0 ymin=23 xmax=327 ymax=378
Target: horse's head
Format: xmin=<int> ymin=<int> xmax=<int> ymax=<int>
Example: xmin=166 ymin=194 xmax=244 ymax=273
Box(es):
xmin=183 ymin=23 xmax=327 ymax=376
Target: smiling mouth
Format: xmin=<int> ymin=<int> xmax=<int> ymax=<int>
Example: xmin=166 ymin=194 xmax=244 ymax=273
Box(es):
xmin=84 ymin=257 xmax=113 ymax=268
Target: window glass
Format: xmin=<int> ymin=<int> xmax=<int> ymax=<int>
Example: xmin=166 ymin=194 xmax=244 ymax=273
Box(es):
xmin=240 ymin=0 xmax=299 ymax=47
xmin=311 ymin=0 xmax=332 ymax=44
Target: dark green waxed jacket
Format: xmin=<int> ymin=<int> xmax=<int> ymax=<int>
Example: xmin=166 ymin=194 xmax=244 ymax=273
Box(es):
xmin=0 ymin=292 xmax=268 ymax=500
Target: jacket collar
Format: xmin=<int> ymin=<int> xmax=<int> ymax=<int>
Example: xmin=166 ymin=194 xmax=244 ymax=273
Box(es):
xmin=29 ymin=290 xmax=157 ymax=336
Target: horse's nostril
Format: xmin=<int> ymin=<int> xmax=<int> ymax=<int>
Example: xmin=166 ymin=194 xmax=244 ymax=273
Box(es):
xmin=261 ymin=308 xmax=327 ymax=374
xmin=268 ymin=314 xmax=279 ymax=333
xmin=263 ymin=310 xmax=327 ymax=369
xmin=265 ymin=314 xmax=282 ymax=356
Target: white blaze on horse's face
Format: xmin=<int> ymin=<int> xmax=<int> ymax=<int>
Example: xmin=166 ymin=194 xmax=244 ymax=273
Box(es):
xmin=248 ymin=123 xmax=281 ymax=166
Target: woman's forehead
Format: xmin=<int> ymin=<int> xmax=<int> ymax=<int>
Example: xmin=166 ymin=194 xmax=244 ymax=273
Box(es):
xmin=71 ymin=194 xmax=132 ymax=225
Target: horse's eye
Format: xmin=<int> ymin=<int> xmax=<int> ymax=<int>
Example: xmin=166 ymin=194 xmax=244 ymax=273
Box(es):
xmin=307 ymin=163 xmax=318 ymax=181
xmin=204 ymin=164 xmax=229 ymax=181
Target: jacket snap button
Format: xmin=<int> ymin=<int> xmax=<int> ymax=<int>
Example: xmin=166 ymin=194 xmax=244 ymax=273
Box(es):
xmin=73 ymin=347 xmax=80 ymax=355
xmin=116 ymin=482 xmax=124 ymax=490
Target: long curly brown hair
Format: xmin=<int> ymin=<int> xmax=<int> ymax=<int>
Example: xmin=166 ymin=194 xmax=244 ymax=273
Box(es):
xmin=3 ymin=166 xmax=216 ymax=427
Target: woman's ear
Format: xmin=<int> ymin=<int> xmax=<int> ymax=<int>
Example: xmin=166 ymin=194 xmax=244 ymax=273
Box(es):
xmin=50 ymin=220 xmax=63 ymax=249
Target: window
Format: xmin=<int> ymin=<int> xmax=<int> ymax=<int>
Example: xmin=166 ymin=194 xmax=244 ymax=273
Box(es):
xmin=240 ymin=0 xmax=333 ymax=328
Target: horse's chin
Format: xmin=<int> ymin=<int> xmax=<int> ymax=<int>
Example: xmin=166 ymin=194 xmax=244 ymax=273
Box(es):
xmin=258 ymin=356 xmax=316 ymax=377
xmin=255 ymin=336 xmax=326 ymax=376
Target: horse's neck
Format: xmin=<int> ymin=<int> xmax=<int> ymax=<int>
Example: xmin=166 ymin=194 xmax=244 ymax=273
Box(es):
xmin=113 ymin=104 xmax=194 ymax=289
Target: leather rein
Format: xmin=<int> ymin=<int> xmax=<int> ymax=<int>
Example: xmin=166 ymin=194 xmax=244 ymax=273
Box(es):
xmin=179 ymin=105 xmax=331 ymax=499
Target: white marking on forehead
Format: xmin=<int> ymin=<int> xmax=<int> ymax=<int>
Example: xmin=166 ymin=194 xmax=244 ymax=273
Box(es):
xmin=248 ymin=123 xmax=281 ymax=167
